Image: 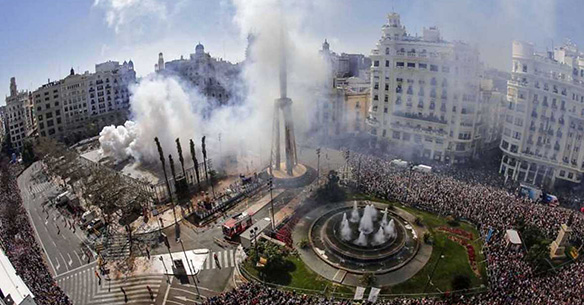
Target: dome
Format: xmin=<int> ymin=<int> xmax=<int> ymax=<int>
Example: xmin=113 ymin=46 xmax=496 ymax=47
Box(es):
xmin=195 ymin=42 xmax=204 ymax=54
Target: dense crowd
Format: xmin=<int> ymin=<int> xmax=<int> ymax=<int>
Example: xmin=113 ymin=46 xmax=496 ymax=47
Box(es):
xmin=0 ymin=161 xmax=71 ymax=305
xmin=204 ymin=153 xmax=583 ymax=305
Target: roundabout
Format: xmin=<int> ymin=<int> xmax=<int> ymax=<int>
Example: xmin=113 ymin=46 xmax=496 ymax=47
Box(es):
xmin=293 ymin=200 xmax=433 ymax=286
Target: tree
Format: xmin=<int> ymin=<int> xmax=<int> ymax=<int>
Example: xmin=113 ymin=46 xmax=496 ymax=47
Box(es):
xmin=155 ymin=137 xmax=178 ymax=237
xmin=526 ymin=242 xmax=552 ymax=272
xmin=189 ymin=139 xmax=201 ymax=189
xmin=154 ymin=137 xmax=172 ymax=202
xmin=201 ymin=136 xmax=209 ymax=184
xmin=316 ymin=170 xmax=345 ymax=202
xmin=451 ymin=274 xmax=471 ymax=291
xmin=360 ymin=272 xmax=376 ymax=286
xmin=21 ymin=140 xmax=36 ymax=165
xmin=176 ymin=138 xmax=186 ymax=177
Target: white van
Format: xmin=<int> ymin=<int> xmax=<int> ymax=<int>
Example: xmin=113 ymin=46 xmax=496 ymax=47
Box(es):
xmin=413 ymin=164 xmax=432 ymax=173
xmin=55 ymin=191 xmax=70 ymax=206
xmin=390 ymin=159 xmax=409 ymax=168
xmin=81 ymin=210 xmax=97 ymax=226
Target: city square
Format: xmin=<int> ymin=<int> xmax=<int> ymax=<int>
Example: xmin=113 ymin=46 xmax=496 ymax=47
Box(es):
xmin=1 ymin=1 xmax=583 ymax=305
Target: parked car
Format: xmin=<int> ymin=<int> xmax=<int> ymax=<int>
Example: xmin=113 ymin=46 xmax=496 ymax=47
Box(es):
xmin=86 ymin=219 xmax=104 ymax=232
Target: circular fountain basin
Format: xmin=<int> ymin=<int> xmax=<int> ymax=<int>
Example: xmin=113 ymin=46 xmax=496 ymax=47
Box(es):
xmin=309 ymin=203 xmax=419 ymax=274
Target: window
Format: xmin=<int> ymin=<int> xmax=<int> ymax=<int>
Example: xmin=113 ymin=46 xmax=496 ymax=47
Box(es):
xmin=396 ymin=62 xmax=404 ymax=67
xmin=385 ymin=60 xmax=390 ymax=67
xmin=419 ymin=63 xmax=427 ymax=69
xmin=374 ymin=60 xmax=380 ymax=67
xmin=407 ymin=62 xmax=415 ymax=68
xmin=392 ymin=131 xmax=400 ymax=139
xmin=430 ymin=65 xmax=438 ymax=72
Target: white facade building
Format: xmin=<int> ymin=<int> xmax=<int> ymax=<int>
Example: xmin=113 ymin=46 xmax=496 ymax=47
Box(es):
xmin=158 ymin=43 xmax=240 ymax=105
xmin=5 ymin=78 xmax=34 ymax=150
xmin=366 ymin=13 xmax=482 ymax=163
xmin=500 ymin=41 xmax=584 ymax=188
xmin=34 ymin=61 xmax=135 ymax=144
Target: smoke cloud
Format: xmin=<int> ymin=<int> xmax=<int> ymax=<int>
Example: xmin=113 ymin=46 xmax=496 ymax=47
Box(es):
xmin=98 ymin=0 xmax=330 ymax=168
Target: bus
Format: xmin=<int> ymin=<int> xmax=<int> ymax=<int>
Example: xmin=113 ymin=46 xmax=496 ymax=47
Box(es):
xmin=222 ymin=209 xmax=255 ymax=240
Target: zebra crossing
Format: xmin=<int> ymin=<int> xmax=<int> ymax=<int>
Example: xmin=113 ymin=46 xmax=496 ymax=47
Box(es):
xmin=201 ymin=249 xmax=238 ymax=271
xmin=56 ymin=264 xmax=164 ymax=305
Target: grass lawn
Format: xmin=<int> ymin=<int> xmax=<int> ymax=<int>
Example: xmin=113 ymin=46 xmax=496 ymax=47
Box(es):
xmin=349 ymin=193 xmax=487 ymax=294
xmin=243 ymin=255 xmax=353 ymax=295
xmin=243 ymin=193 xmax=487 ymax=295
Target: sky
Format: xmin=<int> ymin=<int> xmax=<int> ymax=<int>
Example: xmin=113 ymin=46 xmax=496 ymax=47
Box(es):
xmin=1 ymin=0 xmax=583 ymax=104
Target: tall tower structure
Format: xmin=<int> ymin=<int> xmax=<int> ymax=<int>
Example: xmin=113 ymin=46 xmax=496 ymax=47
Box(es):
xmin=157 ymin=52 xmax=165 ymax=71
xmin=270 ymin=40 xmax=298 ymax=176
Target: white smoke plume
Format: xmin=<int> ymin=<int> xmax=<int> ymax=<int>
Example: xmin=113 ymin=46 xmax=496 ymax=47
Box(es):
xmin=98 ymin=0 xmax=330 ymax=168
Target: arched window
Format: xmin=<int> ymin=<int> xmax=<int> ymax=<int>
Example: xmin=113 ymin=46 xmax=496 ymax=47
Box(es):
xmin=385 ymin=48 xmax=390 ymax=55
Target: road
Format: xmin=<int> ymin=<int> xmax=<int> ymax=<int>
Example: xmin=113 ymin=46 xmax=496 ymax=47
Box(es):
xmin=18 ymin=163 xmax=96 ymax=277
xmin=17 ymin=146 xmax=346 ymax=304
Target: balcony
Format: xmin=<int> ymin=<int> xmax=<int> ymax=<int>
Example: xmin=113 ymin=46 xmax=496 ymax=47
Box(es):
xmin=392 ymin=111 xmax=447 ymax=124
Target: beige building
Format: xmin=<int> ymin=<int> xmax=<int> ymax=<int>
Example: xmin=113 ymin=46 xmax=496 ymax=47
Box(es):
xmin=5 ymin=77 xmax=35 ymax=150
xmin=366 ymin=13 xmax=482 ymax=163
xmin=500 ymin=41 xmax=584 ymax=188
xmin=34 ymin=60 xmax=135 ymax=144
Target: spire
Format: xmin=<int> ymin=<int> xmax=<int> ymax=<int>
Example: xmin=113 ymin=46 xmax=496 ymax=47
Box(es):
xmin=9 ymin=77 xmax=17 ymax=96
xmin=323 ymin=39 xmax=330 ymax=51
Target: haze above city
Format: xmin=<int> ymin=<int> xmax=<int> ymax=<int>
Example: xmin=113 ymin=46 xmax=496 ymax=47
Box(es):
xmin=1 ymin=0 xmax=583 ymax=102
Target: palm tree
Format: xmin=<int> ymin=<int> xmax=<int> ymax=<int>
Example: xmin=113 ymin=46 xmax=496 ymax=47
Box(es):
xmin=154 ymin=137 xmax=178 ymax=232
xmin=189 ymin=139 xmax=201 ymax=189
xmin=202 ymin=136 xmax=214 ymax=197
xmin=176 ymin=138 xmax=186 ymax=177
xmin=201 ymin=136 xmax=209 ymax=184
xmin=168 ymin=154 xmax=177 ymax=184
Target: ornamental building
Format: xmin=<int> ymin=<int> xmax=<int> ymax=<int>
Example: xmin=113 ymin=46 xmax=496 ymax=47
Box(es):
xmin=366 ymin=13 xmax=483 ymax=163
xmin=5 ymin=77 xmax=35 ymax=150
xmin=500 ymin=41 xmax=584 ymax=188
xmin=156 ymin=43 xmax=240 ymax=105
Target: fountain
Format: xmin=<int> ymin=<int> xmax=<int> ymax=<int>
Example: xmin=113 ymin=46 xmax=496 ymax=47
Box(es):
xmin=309 ymin=201 xmax=421 ymax=274
xmin=350 ymin=201 xmax=360 ymax=223
xmin=384 ymin=219 xmax=396 ymax=238
xmin=340 ymin=213 xmax=352 ymax=241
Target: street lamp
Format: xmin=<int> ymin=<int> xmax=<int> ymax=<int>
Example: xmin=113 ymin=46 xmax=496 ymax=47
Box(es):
xmin=268 ymin=178 xmax=275 ymax=230
xmin=316 ymin=148 xmax=321 ymax=183
xmin=159 ymin=256 xmax=170 ymax=283
xmin=179 ymin=239 xmax=200 ymax=297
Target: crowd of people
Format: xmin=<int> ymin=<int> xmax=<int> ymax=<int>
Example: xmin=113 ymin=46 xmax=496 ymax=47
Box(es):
xmin=204 ymin=153 xmax=583 ymax=305
xmin=0 ymin=161 xmax=71 ymax=305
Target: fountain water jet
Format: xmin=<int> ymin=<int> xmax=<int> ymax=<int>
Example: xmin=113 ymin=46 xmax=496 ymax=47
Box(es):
xmin=350 ymin=202 xmax=360 ymax=223
xmin=381 ymin=209 xmax=389 ymax=227
xmin=384 ymin=219 xmax=396 ymax=238
xmin=368 ymin=204 xmax=378 ymax=221
xmin=354 ymin=231 xmax=368 ymax=246
xmin=340 ymin=213 xmax=352 ymax=241
xmin=359 ymin=205 xmax=375 ymax=234
xmin=372 ymin=227 xmax=387 ymax=245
